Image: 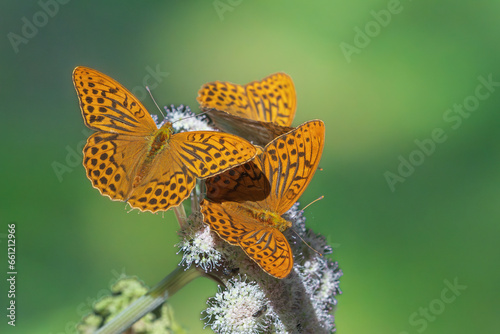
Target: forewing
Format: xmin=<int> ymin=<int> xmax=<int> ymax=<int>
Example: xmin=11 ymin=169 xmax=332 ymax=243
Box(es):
xmin=168 ymin=131 xmax=257 ymax=179
xmin=83 ymin=132 xmax=148 ymax=202
xmin=197 ymin=81 xmax=251 ymax=118
xmin=200 ymin=200 xmax=293 ymax=278
xmin=244 ymin=72 xmax=296 ymax=126
xmin=260 ymin=120 xmax=325 ymax=214
xmin=73 ymin=66 xmax=157 ymax=135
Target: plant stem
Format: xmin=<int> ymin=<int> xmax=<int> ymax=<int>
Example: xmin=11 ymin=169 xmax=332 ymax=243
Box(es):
xmin=96 ymin=266 xmax=203 ymax=334
xmin=191 ymin=185 xmax=199 ymax=213
xmin=173 ymin=204 xmax=187 ymax=229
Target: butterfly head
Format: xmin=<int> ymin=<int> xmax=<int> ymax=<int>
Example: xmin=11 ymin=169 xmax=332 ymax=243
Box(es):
xmin=159 ymin=120 xmax=174 ymax=131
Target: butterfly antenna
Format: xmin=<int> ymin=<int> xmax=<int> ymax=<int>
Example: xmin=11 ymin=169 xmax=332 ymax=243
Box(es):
xmin=146 ymin=86 xmax=166 ymax=118
xmin=291 ymin=195 xmax=324 ymax=220
xmin=288 ymin=195 xmax=325 ymax=256
xmin=290 ymin=228 xmax=323 ymax=257
xmin=302 ymin=195 xmax=324 ymax=211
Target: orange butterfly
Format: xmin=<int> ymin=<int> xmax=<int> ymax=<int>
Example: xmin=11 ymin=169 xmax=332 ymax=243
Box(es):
xmin=197 ymin=73 xmax=296 ymax=145
xmin=200 ymin=120 xmax=325 ymax=278
xmin=73 ymin=66 xmax=257 ymax=213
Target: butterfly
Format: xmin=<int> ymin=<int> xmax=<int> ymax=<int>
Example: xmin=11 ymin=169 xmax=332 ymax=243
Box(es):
xmin=73 ymin=66 xmax=257 ymax=213
xmin=197 ymin=72 xmax=297 ymax=145
xmin=200 ymin=120 xmax=325 ymax=278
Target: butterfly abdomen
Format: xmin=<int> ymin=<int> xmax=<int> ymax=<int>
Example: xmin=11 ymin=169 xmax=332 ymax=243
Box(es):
xmin=256 ymin=210 xmax=291 ymax=233
xmin=132 ymin=123 xmax=173 ymax=188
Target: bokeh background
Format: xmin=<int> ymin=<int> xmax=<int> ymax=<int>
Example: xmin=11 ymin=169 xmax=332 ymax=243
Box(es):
xmin=1 ymin=1 xmax=499 ymax=333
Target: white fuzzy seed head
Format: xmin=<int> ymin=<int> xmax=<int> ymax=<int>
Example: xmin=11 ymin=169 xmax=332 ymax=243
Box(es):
xmin=161 ymin=104 xmax=215 ymax=132
xmin=176 ymin=212 xmax=222 ymax=272
xmin=204 ymin=277 xmax=271 ymax=334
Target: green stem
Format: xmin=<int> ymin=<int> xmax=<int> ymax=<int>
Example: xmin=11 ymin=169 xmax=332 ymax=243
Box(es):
xmin=96 ymin=266 xmax=203 ymax=334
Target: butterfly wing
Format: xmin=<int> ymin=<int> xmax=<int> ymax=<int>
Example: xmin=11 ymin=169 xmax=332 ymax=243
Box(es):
xmin=259 ymin=120 xmax=325 ymax=214
xmin=244 ymin=72 xmax=296 ymax=126
xmin=73 ymin=66 xmax=157 ymax=135
xmin=239 ymin=223 xmax=293 ymax=279
xmin=83 ymin=132 xmax=149 ymax=202
xmin=197 ymin=81 xmax=250 ymax=118
xmin=205 ymin=146 xmax=271 ymax=203
xmin=125 ymin=150 xmax=198 ymax=212
xmin=204 ymin=109 xmax=294 ymax=146
xmin=167 ymin=131 xmax=257 ymax=179
xmin=197 ymin=73 xmax=296 ymax=145
xmin=200 ymin=200 xmax=293 ymax=279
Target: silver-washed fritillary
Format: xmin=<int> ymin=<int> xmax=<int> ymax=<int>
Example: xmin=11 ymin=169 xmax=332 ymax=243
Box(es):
xmin=73 ymin=66 xmax=257 ymax=213
xmin=200 ymin=120 xmax=325 ymax=278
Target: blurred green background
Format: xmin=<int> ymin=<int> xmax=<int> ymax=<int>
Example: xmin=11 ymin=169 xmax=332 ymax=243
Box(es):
xmin=1 ymin=1 xmax=499 ymax=333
